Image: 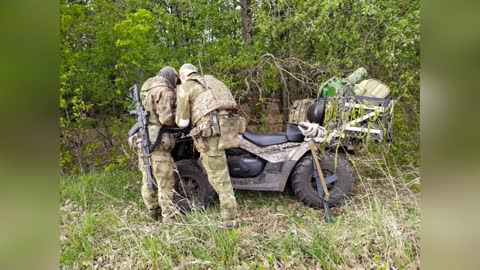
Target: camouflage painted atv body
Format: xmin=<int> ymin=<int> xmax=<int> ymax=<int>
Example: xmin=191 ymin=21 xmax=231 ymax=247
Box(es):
xmin=171 ymin=123 xmax=353 ymax=210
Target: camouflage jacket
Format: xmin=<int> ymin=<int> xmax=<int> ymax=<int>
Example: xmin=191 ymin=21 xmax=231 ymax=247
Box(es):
xmin=140 ymin=75 xmax=176 ymax=127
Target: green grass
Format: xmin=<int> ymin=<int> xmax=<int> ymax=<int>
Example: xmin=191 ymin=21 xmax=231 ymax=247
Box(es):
xmin=60 ymin=154 xmax=420 ymax=269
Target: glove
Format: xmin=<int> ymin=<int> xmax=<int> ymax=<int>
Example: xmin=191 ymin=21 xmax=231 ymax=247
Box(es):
xmin=135 ymin=138 xmax=143 ymax=149
xmin=128 ymin=135 xmax=136 ymax=149
xmin=128 ymin=134 xmax=144 ymax=150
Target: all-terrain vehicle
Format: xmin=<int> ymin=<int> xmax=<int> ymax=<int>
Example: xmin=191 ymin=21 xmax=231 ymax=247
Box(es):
xmin=172 ymin=122 xmax=354 ymax=211
xmin=171 ymin=70 xmax=394 ymax=211
xmin=128 ymin=68 xmax=394 ymax=211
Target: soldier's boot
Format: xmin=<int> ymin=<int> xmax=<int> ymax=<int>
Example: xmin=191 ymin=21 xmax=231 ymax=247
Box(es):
xmin=141 ymin=174 xmax=160 ymax=221
xmin=223 ymin=219 xmax=239 ymax=229
xmin=161 ymin=215 xmax=177 ymax=225
xmin=220 ymin=200 xmax=238 ymax=229
xmin=160 ymin=205 xmax=178 ymax=225
xmin=148 ymin=208 xmax=162 ymax=221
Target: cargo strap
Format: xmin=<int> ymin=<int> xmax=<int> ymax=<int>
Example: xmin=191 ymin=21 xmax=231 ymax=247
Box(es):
xmin=308 ymin=140 xmax=330 ymax=201
xmin=308 ymin=140 xmax=333 ymax=223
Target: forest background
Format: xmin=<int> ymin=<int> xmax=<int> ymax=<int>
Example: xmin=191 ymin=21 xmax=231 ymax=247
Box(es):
xmin=60 ymin=0 xmax=419 ymax=173
xmin=60 ymin=0 xmax=420 ymax=268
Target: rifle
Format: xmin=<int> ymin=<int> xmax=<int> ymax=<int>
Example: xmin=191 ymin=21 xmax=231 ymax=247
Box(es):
xmin=128 ymin=84 xmax=155 ymax=190
xmin=198 ymin=60 xmax=207 ymax=91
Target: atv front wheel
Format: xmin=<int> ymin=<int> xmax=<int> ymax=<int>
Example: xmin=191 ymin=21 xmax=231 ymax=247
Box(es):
xmin=291 ymin=152 xmax=353 ymax=208
xmin=173 ymin=159 xmax=215 ymax=211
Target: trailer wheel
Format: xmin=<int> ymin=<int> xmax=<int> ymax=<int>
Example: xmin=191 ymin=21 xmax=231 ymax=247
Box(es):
xmin=173 ymin=159 xmax=215 ymax=211
xmin=291 ymin=152 xmax=353 ymax=208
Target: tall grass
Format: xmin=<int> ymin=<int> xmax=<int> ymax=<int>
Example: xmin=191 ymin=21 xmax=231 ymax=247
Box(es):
xmin=60 ymin=152 xmax=419 ymax=269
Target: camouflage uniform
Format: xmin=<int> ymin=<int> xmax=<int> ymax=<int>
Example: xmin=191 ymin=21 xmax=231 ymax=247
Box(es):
xmin=176 ymin=70 xmax=238 ymax=222
xmin=137 ymin=75 xmax=177 ymax=221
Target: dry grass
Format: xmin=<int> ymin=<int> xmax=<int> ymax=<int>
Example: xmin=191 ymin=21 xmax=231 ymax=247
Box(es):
xmin=60 ymin=152 xmax=419 ymax=269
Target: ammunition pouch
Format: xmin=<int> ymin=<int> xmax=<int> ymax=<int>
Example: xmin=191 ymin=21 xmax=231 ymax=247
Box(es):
xmin=190 ymin=126 xmax=209 ymax=153
xmin=210 ymin=111 xmax=221 ymax=136
xmin=160 ymin=132 xmax=176 ymax=151
xmin=190 ymin=110 xmax=246 ymax=152
xmin=217 ymin=110 xmax=244 ymax=151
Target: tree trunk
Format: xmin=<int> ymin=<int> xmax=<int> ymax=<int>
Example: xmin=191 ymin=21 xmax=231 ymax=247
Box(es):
xmin=240 ymin=0 xmax=253 ymax=46
xmin=279 ymin=70 xmax=289 ymax=123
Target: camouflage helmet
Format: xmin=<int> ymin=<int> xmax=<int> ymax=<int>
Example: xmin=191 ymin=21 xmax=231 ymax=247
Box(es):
xmin=179 ymin=63 xmax=198 ymax=77
xmin=159 ymin=66 xmax=179 ymax=88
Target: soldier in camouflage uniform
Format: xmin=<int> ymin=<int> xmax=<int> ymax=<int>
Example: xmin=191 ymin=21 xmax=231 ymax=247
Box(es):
xmin=129 ymin=66 xmax=179 ymax=222
xmin=175 ymin=63 xmax=239 ymax=227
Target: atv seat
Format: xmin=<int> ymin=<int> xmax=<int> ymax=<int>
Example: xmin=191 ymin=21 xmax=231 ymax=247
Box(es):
xmin=243 ymin=131 xmax=288 ymax=147
xmin=285 ymin=123 xmax=305 ymax=142
xmin=242 ymin=124 xmax=305 ymax=147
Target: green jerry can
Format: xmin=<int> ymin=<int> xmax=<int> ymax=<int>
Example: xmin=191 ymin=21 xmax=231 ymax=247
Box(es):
xmin=321 ymin=78 xmax=345 ymax=97
xmin=320 ymin=68 xmax=368 ymax=97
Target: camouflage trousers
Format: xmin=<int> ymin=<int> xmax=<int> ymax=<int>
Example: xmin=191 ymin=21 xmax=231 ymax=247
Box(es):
xmin=138 ymin=150 xmax=176 ymax=221
xmin=198 ymin=136 xmax=237 ymax=221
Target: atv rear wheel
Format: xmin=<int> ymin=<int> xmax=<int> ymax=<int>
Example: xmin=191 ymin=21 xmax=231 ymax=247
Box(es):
xmin=173 ymin=159 xmax=215 ymax=211
xmin=291 ymin=152 xmax=353 ymax=208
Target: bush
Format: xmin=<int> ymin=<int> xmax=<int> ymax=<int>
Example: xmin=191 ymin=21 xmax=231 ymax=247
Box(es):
xmin=60 ymin=0 xmax=419 ymax=173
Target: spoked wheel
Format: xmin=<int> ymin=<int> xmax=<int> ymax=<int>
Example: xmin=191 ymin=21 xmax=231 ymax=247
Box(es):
xmin=173 ymin=159 xmax=215 ymax=212
xmin=309 ymin=168 xmax=337 ymax=196
xmin=177 ymin=176 xmax=200 ymax=204
xmin=291 ymin=152 xmax=353 ymax=208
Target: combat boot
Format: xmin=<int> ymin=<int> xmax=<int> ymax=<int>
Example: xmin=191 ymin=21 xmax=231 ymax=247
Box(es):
xmin=162 ymin=217 xmax=176 ymax=225
xmin=148 ymin=208 xmax=162 ymax=221
xmin=223 ymin=219 xmax=238 ymax=229
xmin=160 ymin=210 xmax=179 ymax=225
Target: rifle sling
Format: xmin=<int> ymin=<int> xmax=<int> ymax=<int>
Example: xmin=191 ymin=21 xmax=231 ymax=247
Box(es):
xmin=149 ymin=126 xmax=165 ymax=152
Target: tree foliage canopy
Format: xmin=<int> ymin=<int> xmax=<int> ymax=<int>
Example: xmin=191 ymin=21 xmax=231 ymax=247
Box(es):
xmin=60 ymin=0 xmax=419 ymax=173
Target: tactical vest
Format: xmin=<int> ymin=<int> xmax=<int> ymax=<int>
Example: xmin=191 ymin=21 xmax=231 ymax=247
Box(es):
xmin=188 ymin=75 xmax=237 ymax=125
xmin=140 ymin=76 xmax=172 ymax=126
